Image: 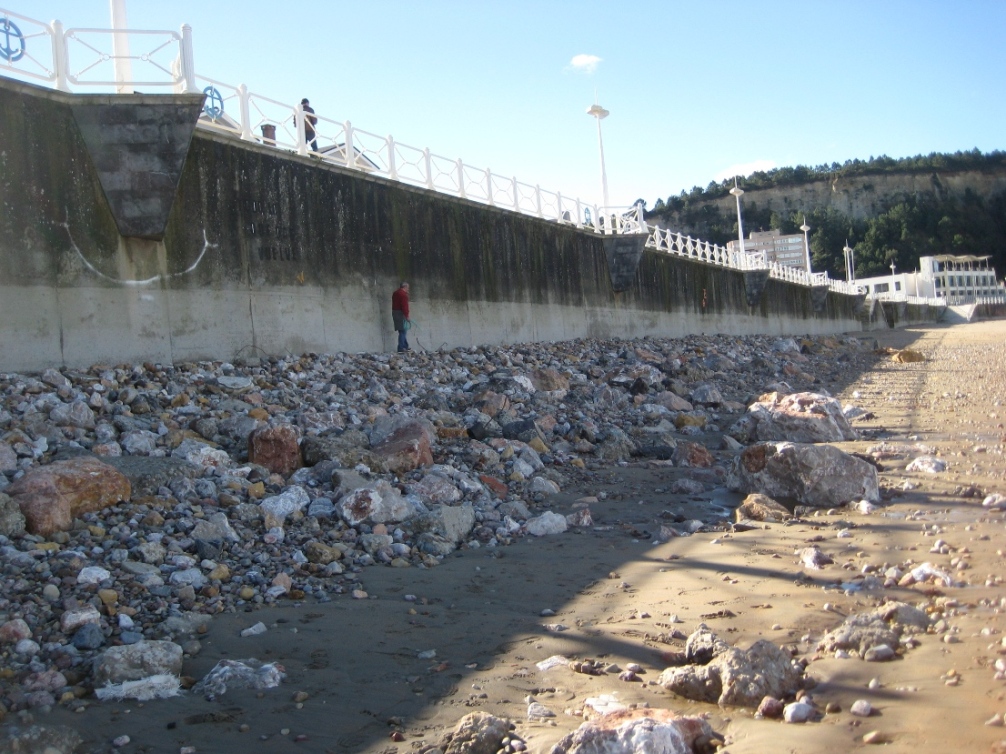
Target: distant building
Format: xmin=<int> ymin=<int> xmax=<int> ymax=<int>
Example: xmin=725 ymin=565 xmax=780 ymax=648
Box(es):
xmin=855 ymin=254 xmax=1005 ymax=303
xmin=726 ymin=229 xmax=807 ymax=270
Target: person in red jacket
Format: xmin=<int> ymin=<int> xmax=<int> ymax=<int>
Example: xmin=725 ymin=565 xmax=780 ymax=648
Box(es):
xmin=391 ymin=282 xmax=411 ymax=352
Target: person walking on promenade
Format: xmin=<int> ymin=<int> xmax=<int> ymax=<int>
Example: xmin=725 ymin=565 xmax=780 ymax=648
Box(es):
xmin=299 ymin=98 xmax=318 ymax=152
xmin=392 ymin=282 xmax=411 ymax=352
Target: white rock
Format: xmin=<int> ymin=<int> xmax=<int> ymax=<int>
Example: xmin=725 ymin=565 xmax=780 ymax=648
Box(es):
xmin=850 ymin=699 xmax=873 ymax=717
xmin=525 ymin=511 xmax=567 ymax=536
xmin=77 ymin=566 xmax=112 ymax=585
xmin=906 ymin=456 xmax=947 ymax=473
xmin=783 ymin=701 xmax=814 ymax=723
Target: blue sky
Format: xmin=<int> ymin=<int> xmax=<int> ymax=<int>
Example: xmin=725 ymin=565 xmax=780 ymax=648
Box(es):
xmin=14 ymin=1 xmax=1006 ymax=211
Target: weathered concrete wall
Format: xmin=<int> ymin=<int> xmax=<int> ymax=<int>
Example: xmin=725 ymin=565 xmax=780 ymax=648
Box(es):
xmin=860 ymin=298 xmax=946 ymax=330
xmin=0 ymin=76 xmax=863 ymax=373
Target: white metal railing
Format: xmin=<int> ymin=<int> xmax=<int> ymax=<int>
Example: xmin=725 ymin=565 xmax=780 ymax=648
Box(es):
xmin=0 ymin=6 xmax=865 ymax=297
xmin=869 ymin=292 xmax=946 ymax=307
xmin=62 ymin=26 xmax=185 ymax=88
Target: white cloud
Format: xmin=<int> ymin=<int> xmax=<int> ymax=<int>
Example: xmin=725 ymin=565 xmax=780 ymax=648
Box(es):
xmin=567 ymin=54 xmax=602 ymax=74
xmin=713 ymin=159 xmax=777 ymax=183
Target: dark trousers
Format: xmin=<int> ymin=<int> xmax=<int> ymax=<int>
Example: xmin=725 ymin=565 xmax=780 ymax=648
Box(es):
xmin=397 ymin=329 xmax=409 ymax=352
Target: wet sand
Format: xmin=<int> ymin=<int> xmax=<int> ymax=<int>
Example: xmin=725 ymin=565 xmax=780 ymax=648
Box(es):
xmin=28 ymin=320 xmax=1006 ymax=753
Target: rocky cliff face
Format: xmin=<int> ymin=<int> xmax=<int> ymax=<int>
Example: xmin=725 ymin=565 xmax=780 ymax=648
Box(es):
xmin=664 ymin=168 xmax=1006 ymax=228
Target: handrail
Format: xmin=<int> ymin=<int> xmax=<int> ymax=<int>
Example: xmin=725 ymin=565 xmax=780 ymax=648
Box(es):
xmin=0 ymin=5 xmax=868 ymax=297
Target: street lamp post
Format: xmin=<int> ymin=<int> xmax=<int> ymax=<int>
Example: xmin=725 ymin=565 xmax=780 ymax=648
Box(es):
xmin=842 ymin=241 xmax=855 ymax=283
xmin=729 ymin=179 xmax=745 ymax=256
xmin=110 ymin=0 xmax=133 ymax=94
xmin=800 ymin=217 xmax=812 ymax=273
xmin=890 ymin=261 xmax=897 ymax=295
xmin=586 ymin=103 xmax=610 ymax=225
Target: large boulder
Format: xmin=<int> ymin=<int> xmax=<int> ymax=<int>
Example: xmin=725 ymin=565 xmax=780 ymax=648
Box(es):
xmin=338 ymin=480 xmax=425 ymax=526
xmin=442 ymin=712 xmax=511 ymax=754
xmin=93 ymin=641 xmax=184 ymax=685
xmin=102 ymin=456 xmax=203 ymax=498
xmin=301 ymin=431 xmax=387 ymax=472
xmin=735 ymin=391 xmax=858 ymax=443
xmin=248 ymin=425 xmax=302 ymax=476
xmin=735 ymin=493 xmax=792 ymax=523
xmin=410 ymin=472 xmax=463 ymax=505
xmin=7 ymin=457 xmax=131 ymax=535
xmin=550 ymin=709 xmax=720 ymax=754
xmin=413 ymin=504 xmax=476 ymax=544
xmin=530 ymin=368 xmax=570 ymax=392
xmin=371 ymin=419 xmax=434 ymax=474
xmin=727 ymin=442 xmax=879 ymax=507
xmin=659 ymin=628 xmax=804 ymax=708
xmin=817 ymin=601 xmax=930 ymax=658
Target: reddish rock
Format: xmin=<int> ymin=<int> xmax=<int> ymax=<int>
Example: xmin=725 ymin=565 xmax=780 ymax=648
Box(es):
xmin=673 ymin=441 xmax=714 ymax=468
xmin=758 ymin=695 xmax=785 ymax=719
xmin=0 ymin=618 xmax=31 ymax=643
xmin=531 ymin=368 xmax=569 ymax=392
xmin=736 ymin=493 xmax=792 ymax=523
xmin=372 ymin=421 xmax=433 ymax=474
xmin=248 ymin=425 xmax=302 ymax=476
xmin=8 ymin=457 xmax=131 ymax=535
xmin=479 ymin=474 xmax=509 ymax=499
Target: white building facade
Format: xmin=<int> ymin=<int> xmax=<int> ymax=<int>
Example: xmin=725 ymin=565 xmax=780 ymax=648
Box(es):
xmin=726 ymin=229 xmax=807 ymax=269
xmin=855 ymin=254 xmax=1005 ymax=304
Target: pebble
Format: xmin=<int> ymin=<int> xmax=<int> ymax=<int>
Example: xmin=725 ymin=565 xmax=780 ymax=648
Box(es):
xmin=783 ymin=701 xmax=814 ymax=723
xmin=850 ymin=700 xmax=873 ymax=717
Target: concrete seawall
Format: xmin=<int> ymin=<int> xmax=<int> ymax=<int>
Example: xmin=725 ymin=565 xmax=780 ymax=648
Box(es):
xmin=1 ymin=76 xmax=865 ymax=373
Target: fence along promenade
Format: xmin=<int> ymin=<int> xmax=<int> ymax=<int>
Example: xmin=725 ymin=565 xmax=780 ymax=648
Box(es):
xmin=0 ymin=7 xmax=904 ymax=301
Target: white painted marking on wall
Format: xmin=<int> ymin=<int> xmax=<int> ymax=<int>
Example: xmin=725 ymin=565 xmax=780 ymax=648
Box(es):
xmin=61 ymin=215 xmax=217 ymax=286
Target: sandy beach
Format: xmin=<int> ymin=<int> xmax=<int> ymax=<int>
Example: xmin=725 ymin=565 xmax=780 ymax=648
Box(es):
xmin=4 ymin=320 xmax=1006 ymax=754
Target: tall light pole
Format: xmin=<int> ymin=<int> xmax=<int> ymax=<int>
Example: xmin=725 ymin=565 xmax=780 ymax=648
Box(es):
xmin=729 ymin=179 xmax=746 ymax=255
xmin=110 ymin=0 xmax=133 ymax=94
xmin=800 ymin=216 xmax=812 ymax=273
xmin=890 ymin=261 xmax=897 ymax=294
xmin=843 ymin=240 xmax=855 ymax=282
xmin=586 ymin=103 xmax=610 ymax=216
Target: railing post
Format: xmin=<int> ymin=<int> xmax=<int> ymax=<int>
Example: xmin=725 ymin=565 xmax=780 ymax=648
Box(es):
xmin=237 ymin=84 xmax=253 ymax=141
xmin=423 ymin=148 xmax=433 ymax=188
xmin=344 ymin=121 xmax=355 ymax=167
xmin=179 ymin=24 xmax=196 ymax=93
xmin=512 ymin=177 xmax=519 ymax=210
xmin=535 ymin=185 xmax=542 ymax=218
xmin=485 ymin=168 xmax=493 ymax=206
xmin=387 ymin=135 xmax=397 ymax=180
xmin=575 ymin=199 xmax=584 ymax=229
xmin=457 ymin=159 xmax=466 ymax=199
xmin=635 ymin=201 xmax=645 ymax=232
xmin=556 ymin=192 xmax=563 ymax=222
xmin=295 ymin=104 xmax=307 ymax=156
xmin=50 ymin=20 xmax=69 ymax=92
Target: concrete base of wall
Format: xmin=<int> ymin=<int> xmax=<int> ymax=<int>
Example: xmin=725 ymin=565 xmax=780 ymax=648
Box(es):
xmin=0 ymin=283 xmax=862 ymax=372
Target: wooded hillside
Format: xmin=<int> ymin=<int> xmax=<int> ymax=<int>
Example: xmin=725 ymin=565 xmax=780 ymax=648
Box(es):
xmin=645 ymin=151 xmax=1006 ymax=279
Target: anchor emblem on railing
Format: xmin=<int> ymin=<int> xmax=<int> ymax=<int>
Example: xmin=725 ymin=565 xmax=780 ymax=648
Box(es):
xmin=202 ymin=85 xmax=224 ymax=119
xmin=0 ymin=17 xmax=26 ymax=63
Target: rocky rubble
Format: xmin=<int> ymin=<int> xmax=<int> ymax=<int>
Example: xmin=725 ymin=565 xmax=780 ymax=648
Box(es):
xmin=0 ymin=333 xmax=884 ymax=721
